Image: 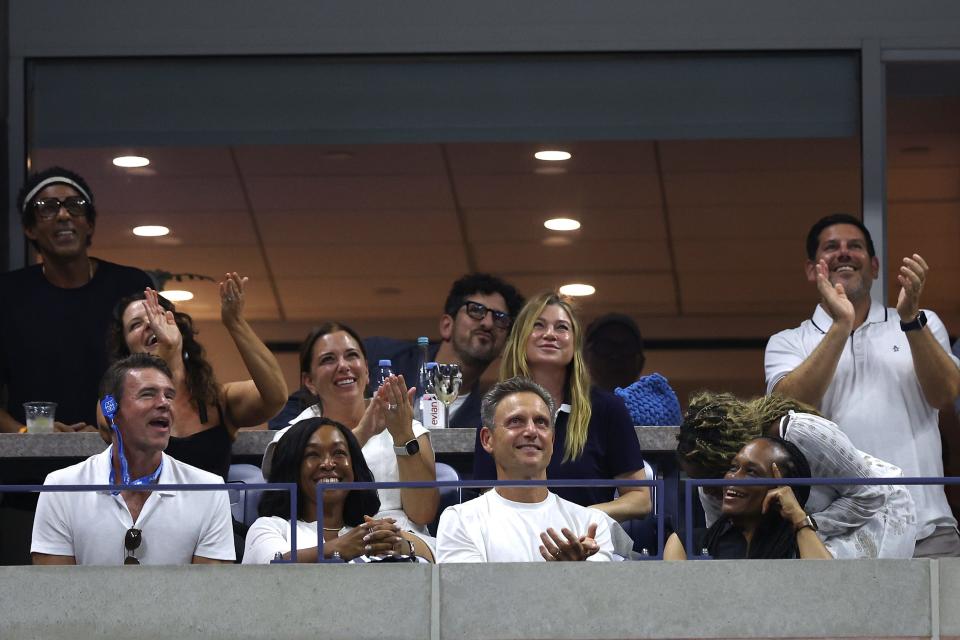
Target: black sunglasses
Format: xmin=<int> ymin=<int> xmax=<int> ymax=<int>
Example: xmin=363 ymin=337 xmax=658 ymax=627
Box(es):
xmin=460 ymin=300 xmax=512 ymax=329
xmin=124 ymin=527 xmax=143 ymax=565
xmin=33 ymin=196 xmax=89 ymax=221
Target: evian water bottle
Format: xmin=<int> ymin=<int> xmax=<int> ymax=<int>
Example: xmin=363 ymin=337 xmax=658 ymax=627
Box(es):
xmin=420 ymin=362 xmax=445 ymax=428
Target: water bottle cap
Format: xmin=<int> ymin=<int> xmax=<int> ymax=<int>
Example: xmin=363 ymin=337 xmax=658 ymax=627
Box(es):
xmin=417 ymin=336 xmax=429 ymax=345
xmin=378 ymin=359 xmax=392 ymax=367
xmin=426 ymin=362 xmax=438 ymax=369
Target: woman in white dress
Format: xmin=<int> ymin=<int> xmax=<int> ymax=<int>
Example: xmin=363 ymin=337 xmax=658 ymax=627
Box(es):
xmin=263 ymin=323 xmax=438 ymax=539
xmin=676 ymin=392 xmax=916 ymax=559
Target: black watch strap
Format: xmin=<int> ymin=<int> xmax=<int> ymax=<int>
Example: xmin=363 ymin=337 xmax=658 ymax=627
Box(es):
xmin=900 ymin=310 xmax=928 ymax=332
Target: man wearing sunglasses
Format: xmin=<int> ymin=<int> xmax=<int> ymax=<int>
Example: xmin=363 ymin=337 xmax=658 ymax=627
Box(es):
xmin=0 ymin=167 xmax=152 ymax=434
xmin=31 ymin=354 xmax=234 ymax=565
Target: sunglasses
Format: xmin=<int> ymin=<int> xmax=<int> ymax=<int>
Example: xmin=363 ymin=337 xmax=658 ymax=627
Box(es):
xmin=124 ymin=527 xmax=143 ymax=565
xmin=460 ymin=300 xmax=512 ymax=329
xmin=33 ymin=196 xmax=89 ymax=221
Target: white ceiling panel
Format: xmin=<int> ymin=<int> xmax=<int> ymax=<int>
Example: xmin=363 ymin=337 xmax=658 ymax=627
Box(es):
xmin=659 ymin=138 xmax=860 ymax=172
xmin=673 ymin=239 xmax=805 ymax=274
xmin=94 ymin=246 xmax=270 ymax=279
xmin=32 ymin=146 xmax=237 ymax=178
xmin=91 ymin=176 xmax=248 ymax=214
xmin=455 ymin=173 xmax=662 ymax=208
xmin=233 ymin=144 xmax=447 ymax=176
xmin=94 ymin=211 xmax=259 ymax=248
xmin=663 ymin=170 xmax=860 ymax=206
xmin=267 ymin=243 xmax=468 ymax=279
xmin=475 ymin=240 xmax=672 ymax=274
xmin=257 ymin=209 xmax=462 ymax=246
xmin=276 ymin=276 xmax=452 ymax=320
xmin=504 ymin=273 xmax=677 ymax=314
xmin=244 ymin=175 xmax=455 ymax=211
xmin=465 ymin=207 xmax=665 ymax=242
xmin=445 ymin=141 xmax=659 ymax=174
xmin=669 ymin=205 xmax=850 ymax=241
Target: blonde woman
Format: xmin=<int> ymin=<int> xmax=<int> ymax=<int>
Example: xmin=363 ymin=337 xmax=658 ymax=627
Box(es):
xmin=471 ymin=292 xmax=650 ymax=522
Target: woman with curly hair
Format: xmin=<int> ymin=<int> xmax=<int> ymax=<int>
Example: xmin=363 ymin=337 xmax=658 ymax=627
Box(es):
xmin=676 ymin=391 xmax=916 ymax=558
xmin=104 ymin=274 xmax=288 ymax=480
xmin=472 ymin=291 xmax=650 ymax=522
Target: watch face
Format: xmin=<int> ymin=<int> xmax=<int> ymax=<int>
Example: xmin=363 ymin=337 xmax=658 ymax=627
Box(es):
xmin=405 ymin=439 xmax=420 ymax=455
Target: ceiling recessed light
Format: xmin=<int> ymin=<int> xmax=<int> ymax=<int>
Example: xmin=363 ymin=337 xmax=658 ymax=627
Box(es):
xmin=534 ymin=150 xmax=572 ymax=162
xmin=559 ymin=283 xmax=595 ymax=297
xmin=132 ymin=225 xmax=170 ymax=237
xmin=159 ymin=290 xmax=194 ymax=302
xmin=113 ymin=155 xmax=150 ymax=168
xmin=544 ymin=218 xmax=581 ymax=232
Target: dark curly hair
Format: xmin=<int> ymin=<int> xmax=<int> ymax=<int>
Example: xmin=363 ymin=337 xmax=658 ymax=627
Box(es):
xmin=258 ymin=417 xmax=380 ymax=525
xmin=443 ymin=273 xmax=525 ymax=320
xmin=108 ymin=292 xmax=220 ymax=411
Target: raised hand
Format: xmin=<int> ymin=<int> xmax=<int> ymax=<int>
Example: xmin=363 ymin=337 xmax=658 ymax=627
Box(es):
xmin=761 ymin=462 xmax=807 ymax=529
xmin=377 ymin=374 xmax=416 ymax=441
xmin=354 ymin=394 xmax=388 ymax=446
xmin=143 ymin=287 xmax=182 ymax=358
xmin=539 ymin=525 xmax=596 ymax=562
xmin=815 ymin=260 xmax=855 ymax=331
xmin=896 ymin=253 xmax=928 ymax=322
xmin=219 ymin=272 xmax=249 ymax=327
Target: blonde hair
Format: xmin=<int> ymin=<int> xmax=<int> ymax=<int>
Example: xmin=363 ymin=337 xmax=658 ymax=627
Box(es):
xmin=499 ymin=291 xmax=592 ymax=461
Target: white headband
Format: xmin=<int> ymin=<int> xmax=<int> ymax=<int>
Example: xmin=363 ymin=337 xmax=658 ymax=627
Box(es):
xmin=22 ymin=176 xmax=93 ymax=213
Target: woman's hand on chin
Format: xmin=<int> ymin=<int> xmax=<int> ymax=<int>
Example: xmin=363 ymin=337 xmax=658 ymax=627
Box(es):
xmin=378 ymin=374 xmax=416 ymax=441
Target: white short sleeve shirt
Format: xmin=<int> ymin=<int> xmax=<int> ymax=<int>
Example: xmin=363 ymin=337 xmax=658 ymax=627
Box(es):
xmin=31 ymin=447 xmax=235 ymax=565
xmin=436 ymin=489 xmax=614 ymax=563
xmin=765 ymin=302 xmax=959 ymax=538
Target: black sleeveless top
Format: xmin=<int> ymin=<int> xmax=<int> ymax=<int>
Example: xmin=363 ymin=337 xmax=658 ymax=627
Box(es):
xmin=164 ymin=404 xmax=232 ymax=480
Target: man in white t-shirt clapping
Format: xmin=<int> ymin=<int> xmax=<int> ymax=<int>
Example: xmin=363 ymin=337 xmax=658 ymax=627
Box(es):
xmin=436 ymin=377 xmax=613 ymax=562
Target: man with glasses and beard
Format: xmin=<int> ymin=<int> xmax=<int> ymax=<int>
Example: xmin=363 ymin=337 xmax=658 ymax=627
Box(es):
xmin=0 ymin=167 xmax=153 ymax=433
xmin=270 ymin=273 xmax=524 ymax=428
xmin=31 ymin=354 xmax=234 ymax=565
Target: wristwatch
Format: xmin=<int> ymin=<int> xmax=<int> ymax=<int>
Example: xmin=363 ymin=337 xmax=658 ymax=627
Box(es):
xmin=393 ymin=438 xmax=420 ymax=457
xmin=796 ymin=514 xmax=819 ymax=532
xmin=900 ymin=310 xmax=928 ymax=332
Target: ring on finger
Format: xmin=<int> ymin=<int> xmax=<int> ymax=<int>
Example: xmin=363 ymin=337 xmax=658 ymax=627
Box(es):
xmin=386 ymin=403 xmax=398 ymax=410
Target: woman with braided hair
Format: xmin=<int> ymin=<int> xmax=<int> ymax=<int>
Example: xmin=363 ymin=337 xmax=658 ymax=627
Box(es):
xmin=675 ymin=391 xmax=917 ymax=559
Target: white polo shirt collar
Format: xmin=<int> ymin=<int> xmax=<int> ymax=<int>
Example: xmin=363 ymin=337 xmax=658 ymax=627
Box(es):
xmin=810 ymin=300 xmax=888 ymax=335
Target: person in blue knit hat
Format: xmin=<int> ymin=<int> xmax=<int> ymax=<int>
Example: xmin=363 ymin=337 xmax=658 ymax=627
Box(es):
xmin=584 ymin=313 xmax=681 ymax=426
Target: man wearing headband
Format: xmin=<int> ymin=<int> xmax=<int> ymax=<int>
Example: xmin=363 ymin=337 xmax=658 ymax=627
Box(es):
xmin=31 ymin=354 xmax=234 ymax=565
xmin=0 ymin=166 xmax=152 ymax=433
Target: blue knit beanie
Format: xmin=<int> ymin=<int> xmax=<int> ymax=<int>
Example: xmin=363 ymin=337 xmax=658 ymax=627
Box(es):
xmin=614 ymin=373 xmax=682 ymax=426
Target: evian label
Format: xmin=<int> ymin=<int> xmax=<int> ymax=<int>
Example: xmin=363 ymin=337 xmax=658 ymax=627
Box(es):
xmin=420 ymin=394 xmax=445 ymax=428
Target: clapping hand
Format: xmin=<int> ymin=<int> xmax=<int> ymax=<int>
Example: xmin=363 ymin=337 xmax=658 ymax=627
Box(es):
xmin=376 ymin=374 xmax=416 ymax=442
xmin=539 ymin=523 xmax=599 ymax=562
xmin=896 ymin=253 xmax=928 ymax=323
xmin=814 ymin=260 xmax=855 ymax=331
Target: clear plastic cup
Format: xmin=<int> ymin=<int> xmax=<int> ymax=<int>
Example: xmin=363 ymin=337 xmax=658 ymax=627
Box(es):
xmin=23 ymin=402 xmax=57 ymax=433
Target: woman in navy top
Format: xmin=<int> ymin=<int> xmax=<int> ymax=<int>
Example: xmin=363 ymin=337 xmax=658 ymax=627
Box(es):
xmin=473 ymin=292 xmax=650 ymax=522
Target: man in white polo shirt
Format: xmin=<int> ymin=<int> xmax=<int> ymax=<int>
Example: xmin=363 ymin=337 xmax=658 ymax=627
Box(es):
xmin=765 ymin=213 xmax=960 ymax=558
xmin=437 ymin=377 xmax=613 ymax=562
xmin=31 ymin=353 xmax=234 ymax=565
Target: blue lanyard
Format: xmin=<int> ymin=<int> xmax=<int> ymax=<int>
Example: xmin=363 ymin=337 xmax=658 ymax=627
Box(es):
xmin=101 ymin=395 xmax=163 ymax=493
